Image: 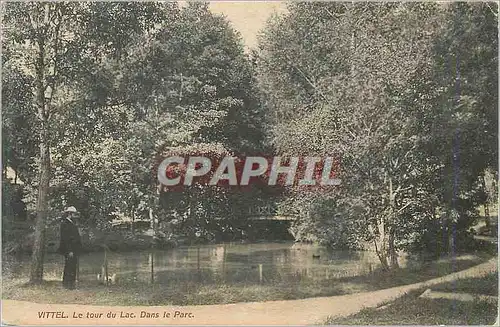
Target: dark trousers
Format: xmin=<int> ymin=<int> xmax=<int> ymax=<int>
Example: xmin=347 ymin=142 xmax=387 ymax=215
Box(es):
xmin=62 ymin=255 xmax=78 ymax=289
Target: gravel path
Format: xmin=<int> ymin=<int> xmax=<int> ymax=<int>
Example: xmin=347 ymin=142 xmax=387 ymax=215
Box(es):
xmin=2 ymin=258 xmax=497 ymax=325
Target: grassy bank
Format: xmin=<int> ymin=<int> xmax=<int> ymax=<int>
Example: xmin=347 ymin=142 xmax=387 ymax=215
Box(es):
xmin=2 ymin=253 xmax=493 ymax=306
xmin=325 ymin=272 xmax=498 ymax=325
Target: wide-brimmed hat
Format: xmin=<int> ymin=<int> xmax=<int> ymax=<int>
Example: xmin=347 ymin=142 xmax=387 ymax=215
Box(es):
xmin=64 ymin=206 xmax=78 ymax=213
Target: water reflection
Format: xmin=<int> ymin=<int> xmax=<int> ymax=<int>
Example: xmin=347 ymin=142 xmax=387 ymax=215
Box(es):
xmin=4 ymin=242 xmax=383 ymax=286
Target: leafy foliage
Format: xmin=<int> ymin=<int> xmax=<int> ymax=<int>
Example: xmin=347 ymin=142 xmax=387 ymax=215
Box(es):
xmin=258 ymin=2 xmax=497 ymax=267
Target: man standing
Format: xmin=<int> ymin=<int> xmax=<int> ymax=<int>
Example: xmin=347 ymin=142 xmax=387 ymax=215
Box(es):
xmin=58 ymin=206 xmax=82 ymax=289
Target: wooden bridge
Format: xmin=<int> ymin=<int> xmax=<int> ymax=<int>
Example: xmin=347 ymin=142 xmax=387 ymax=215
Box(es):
xmin=247 ymin=204 xmax=296 ymax=221
xmin=114 ymin=204 xmax=298 ymax=227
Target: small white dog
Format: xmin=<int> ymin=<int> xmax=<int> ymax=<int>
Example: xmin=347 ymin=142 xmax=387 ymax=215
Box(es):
xmin=97 ymin=265 xmax=117 ymax=285
xmin=97 ymin=272 xmax=117 ymax=285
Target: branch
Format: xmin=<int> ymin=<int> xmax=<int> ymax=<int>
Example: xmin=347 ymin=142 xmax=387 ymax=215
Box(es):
xmin=291 ymin=63 xmax=320 ymax=93
xmin=394 ymin=185 xmax=413 ymax=196
xmin=46 ymin=6 xmax=63 ymax=108
xmin=26 ymin=5 xmax=39 ymax=38
xmin=486 ymin=3 xmax=498 ymax=17
xmin=335 ymin=142 xmax=372 ymax=181
xmin=324 ymin=8 xmax=346 ymax=19
xmin=396 ymin=200 xmax=415 ymax=214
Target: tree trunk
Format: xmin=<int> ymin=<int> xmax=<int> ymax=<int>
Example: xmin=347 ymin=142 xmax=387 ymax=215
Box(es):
xmin=373 ymin=217 xmax=390 ymax=271
xmin=387 ymin=178 xmax=399 ymax=269
xmin=30 ymin=124 xmax=50 ymax=283
xmin=374 ymin=239 xmax=389 ymax=271
xmin=29 ymin=24 xmax=51 ymax=284
xmin=373 ymin=177 xmax=400 ymax=271
xmin=131 ymin=210 xmax=135 ymax=234
xmin=388 ymin=228 xmax=399 ymax=269
xmin=149 ymin=208 xmax=155 ymax=233
xmin=480 ymin=173 xmax=491 ymax=229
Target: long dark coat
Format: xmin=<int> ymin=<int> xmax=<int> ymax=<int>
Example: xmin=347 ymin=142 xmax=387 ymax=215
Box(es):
xmin=58 ymin=218 xmax=82 ymax=256
xmin=58 ymin=217 xmax=82 ymax=289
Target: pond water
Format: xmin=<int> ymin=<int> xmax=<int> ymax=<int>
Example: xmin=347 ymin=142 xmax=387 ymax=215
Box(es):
xmin=4 ymin=242 xmax=390 ymax=285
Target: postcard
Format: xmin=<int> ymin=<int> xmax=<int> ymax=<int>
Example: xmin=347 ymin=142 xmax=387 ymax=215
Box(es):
xmin=2 ymin=1 xmax=498 ymax=325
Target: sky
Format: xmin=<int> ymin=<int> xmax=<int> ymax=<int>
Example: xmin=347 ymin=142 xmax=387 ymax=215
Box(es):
xmin=208 ymin=2 xmax=287 ymax=49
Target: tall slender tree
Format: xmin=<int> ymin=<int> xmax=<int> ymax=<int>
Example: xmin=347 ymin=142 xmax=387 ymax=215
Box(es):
xmin=3 ymin=2 xmax=162 ymax=283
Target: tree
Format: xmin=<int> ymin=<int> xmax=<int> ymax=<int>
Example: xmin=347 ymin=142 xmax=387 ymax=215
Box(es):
xmin=1 ymin=61 xmax=37 ymax=184
xmin=115 ymin=2 xmax=266 ymax=240
xmin=3 ymin=2 xmax=162 ymax=283
xmin=258 ymin=2 xmax=497 ymax=268
xmin=406 ymin=2 xmax=498 ymax=255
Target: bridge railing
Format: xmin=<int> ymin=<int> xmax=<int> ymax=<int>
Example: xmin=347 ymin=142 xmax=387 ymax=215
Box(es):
xmin=162 ymin=204 xmax=292 ymax=220
xmin=247 ymin=204 xmax=279 ymax=216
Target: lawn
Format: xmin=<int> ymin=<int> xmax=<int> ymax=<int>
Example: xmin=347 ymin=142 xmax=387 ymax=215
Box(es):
xmin=325 ymin=272 xmax=499 ymax=325
xmin=2 ymin=253 xmax=494 ymax=306
xmin=2 ymin=277 xmax=353 ymax=306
